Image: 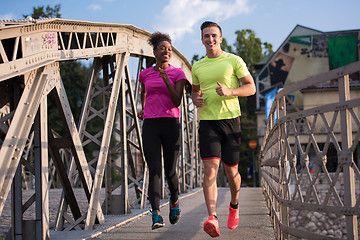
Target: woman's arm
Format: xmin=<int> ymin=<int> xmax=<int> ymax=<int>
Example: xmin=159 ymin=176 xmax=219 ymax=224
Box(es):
xmin=159 ymin=69 xmax=186 ymax=107
xmin=138 ymin=82 xmax=146 ymax=120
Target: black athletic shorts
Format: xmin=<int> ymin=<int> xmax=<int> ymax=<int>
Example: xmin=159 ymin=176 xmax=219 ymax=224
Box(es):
xmin=199 ymin=117 xmax=241 ymax=166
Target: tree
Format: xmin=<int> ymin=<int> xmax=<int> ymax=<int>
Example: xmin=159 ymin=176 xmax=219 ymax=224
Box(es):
xmin=233 ymin=29 xmax=272 ymax=76
xmin=23 ymin=4 xmax=61 ymax=19
xmin=220 ymin=37 xmax=233 ymax=54
xmin=191 ymin=54 xmax=201 ymax=65
xmin=231 ymin=29 xmax=272 ymax=185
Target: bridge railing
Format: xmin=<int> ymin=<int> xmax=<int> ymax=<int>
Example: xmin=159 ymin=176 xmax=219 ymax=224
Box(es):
xmin=259 ymin=60 xmax=360 ymax=240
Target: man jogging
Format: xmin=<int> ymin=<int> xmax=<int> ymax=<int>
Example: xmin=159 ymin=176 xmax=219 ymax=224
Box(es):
xmin=191 ymin=21 xmax=256 ymax=238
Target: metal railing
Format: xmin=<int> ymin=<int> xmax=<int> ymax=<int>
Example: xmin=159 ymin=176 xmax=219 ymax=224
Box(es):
xmin=259 ymin=60 xmax=360 ymax=240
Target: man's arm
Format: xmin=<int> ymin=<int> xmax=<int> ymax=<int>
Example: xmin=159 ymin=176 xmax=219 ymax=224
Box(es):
xmin=216 ymin=74 xmax=256 ymax=97
xmin=191 ymin=84 xmax=204 ymax=107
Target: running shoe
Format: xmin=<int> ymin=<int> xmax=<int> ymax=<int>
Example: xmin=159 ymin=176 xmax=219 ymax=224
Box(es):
xmin=169 ymin=201 xmax=181 ymax=224
xmin=203 ymin=215 xmax=220 ymax=237
xmin=151 ymin=211 xmax=165 ymax=230
xmin=227 ymin=204 xmax=239 ymax=229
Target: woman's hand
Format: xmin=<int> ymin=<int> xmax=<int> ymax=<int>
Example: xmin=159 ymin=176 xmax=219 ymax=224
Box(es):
xmin=159 ymin=68 xmax=169 ymax=82
xmin=158 ymin=67 xmax=185 ymax=107
xmin=137 ymin=110 xmax=144 ymax=120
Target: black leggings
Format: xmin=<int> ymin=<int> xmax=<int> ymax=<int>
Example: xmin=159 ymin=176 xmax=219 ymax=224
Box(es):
xmin=142 ymin=118 xmax=180 ymax=211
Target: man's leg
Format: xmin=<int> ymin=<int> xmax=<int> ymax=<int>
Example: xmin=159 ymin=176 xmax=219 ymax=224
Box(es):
xmin=202 ymin=159 xmax=220 ymax=216
xmin=225 ymin=164 xmax=241 ymax=229
xmin=224 ymin=164 xmax=241 ymax=205
xmin=202 ymin=159 xmax=221 ymax=237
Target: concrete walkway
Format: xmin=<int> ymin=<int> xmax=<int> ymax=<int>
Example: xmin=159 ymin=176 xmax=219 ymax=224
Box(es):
xmin=64 ymin=187 xmax=275 ymax=240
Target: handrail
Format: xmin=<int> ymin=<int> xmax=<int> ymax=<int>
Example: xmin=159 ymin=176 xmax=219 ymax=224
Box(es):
xmin=260 ymin=60 xmax=360 ymax=239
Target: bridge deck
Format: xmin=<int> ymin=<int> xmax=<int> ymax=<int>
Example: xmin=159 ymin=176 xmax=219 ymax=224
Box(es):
xmin=50 ymin=187 xmax=274 ymax=240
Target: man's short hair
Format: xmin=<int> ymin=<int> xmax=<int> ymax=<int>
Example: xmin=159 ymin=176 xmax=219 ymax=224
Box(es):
xmin=200 ymin=21 xmax=222 ymax=37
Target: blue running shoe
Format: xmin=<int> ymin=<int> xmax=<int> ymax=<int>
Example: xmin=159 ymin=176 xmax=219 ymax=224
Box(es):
xmin=151 ymin=211 xmax=165 ymax=230
xmin=169 ymin=201 xmax=181 ymax=225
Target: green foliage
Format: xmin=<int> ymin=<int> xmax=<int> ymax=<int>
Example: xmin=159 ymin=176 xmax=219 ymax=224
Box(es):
xmin=47 ymin=61 xmax=89 ymax=133
xmin=238 ymin=96 xmax=258 ymax=186
xmin=58 ymin=61 xmax=90 ymax=124
xmin=220 ymin=37 xmax=233 ymax=53
xmin=191 ymin=54 xmax=201 ymax=65
xmin=233 ymin=29 xmax=272 ymax=76
xmin=230 ymin=29 xmax=272 ymax=185
xmin=23 ymin=4 xmax=61 ymax=19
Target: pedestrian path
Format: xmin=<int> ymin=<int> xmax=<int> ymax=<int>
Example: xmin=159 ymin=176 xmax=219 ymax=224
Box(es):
xmin=51 ymin=187 xmax=275 ymax=240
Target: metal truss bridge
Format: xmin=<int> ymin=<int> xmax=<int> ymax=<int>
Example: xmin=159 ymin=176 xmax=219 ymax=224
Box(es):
xmin=0 ymin=18 xmax=200 ymax=240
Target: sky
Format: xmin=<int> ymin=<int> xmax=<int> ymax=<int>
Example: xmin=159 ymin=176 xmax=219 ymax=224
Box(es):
xmin=1 ymin=0 xmax=359 ymax=63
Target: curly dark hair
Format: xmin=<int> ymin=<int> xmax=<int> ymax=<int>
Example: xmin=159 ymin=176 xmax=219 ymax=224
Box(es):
xmin=148 ymin=32 xmax=172 ymax=50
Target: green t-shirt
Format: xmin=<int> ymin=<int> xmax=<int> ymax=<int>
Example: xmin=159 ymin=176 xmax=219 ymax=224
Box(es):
xmin=191 ymin=52 xmax=251 ymax=120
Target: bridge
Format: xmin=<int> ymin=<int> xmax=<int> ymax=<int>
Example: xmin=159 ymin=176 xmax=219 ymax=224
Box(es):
xmin=0 ymin=18 xmax=359 ymax=240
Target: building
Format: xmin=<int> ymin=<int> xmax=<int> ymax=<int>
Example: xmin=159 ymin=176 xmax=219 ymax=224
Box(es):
xmin=255 ymin=25 xmax=360 ymax=170
xmin=256 ymin=25 xmax=360 ymax=142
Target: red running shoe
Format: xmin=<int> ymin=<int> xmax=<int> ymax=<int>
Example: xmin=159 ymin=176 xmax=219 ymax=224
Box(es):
xmin=227 ymin=204 xmax=239 ymax=229
xmin=203 ymin=215 xmax=220 ymax=237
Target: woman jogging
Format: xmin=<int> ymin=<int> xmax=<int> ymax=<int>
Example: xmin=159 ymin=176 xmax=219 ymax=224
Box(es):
xmin=138 ymin=32 xmax=187 ymax=230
